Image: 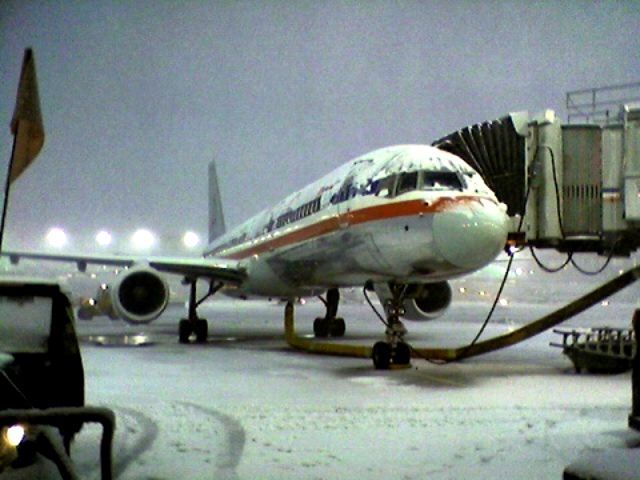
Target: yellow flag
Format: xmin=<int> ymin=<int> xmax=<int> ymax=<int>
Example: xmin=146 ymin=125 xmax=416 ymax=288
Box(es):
xmin=9 ymin=48 xmax=44 ymax=184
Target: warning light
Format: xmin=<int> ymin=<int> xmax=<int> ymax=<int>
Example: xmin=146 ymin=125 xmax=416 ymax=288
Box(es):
xmin=5 ymin=425 xmax=25 ymax=447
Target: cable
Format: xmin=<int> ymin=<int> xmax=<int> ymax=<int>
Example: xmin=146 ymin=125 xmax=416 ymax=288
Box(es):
xmin=469 ymin=142 xmax=616 ymax=351
xmin=469 ymin=254 xmax=516 ymax=346
xmin=363 ymin=285 xmax=389 ymax=328
xmin=410 ymin=343 xmax=449 ymax=366
xmin=526 ymin=144 xmax=575 ymax=273
xmin=424 ymin=145 xmax=548 ymax=358
xmin=458 ymin=147 xmax=541 ymax=353
xmin=536 ymin=144 xmax=619 ymax=276
xmin=530 ymin=246 xmax=572 ymax=273
xmin=545 ymin=145 xmax=567 ymax=238
xmin=570 ymin=255 xmax=613 ymax=275
xmin=463 ymin=141 xmax=581 ymax=351
xmin=406 ymin=248 xmax=518 ymax=365
xmin=528 ymin=143 xmax=574 ymax=274
xmin=569 ymin=241 xmax=618 ymax=275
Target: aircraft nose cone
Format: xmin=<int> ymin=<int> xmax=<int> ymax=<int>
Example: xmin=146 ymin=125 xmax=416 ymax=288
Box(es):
xmin=433 ymin=200 xmax=509 ymax=270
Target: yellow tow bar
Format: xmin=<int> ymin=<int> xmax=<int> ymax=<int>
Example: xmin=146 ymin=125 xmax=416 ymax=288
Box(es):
xmin=284 ymin=266 xmax=640 ymax=363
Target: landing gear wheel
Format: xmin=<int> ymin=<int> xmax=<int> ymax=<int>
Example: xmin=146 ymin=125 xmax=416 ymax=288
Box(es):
xmin=313 ymin=317 xmax=330 ymax=338
xmin=179 ymin=319 xmax=192 ymax=344
xmin=372 ymin=341 xmax=392 ymax=370
xmin=180 ymin=278 xmax=222 ymax=344
xmin=194 ymin=319 xmax=208 ymax=343
xmin=314 ymin=317 xmax=346 ymax=337
xmin=329 ymin=317 xmax=346 ymax=337
xmin=393 ymin=342 xmax=411 ymax=366
xmin=315 ymin=288 xmax=347 ymax=338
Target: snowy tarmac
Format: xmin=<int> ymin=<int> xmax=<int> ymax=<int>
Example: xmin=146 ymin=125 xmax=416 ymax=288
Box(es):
xmin=64 ymin=272 xmax=640 ymax=480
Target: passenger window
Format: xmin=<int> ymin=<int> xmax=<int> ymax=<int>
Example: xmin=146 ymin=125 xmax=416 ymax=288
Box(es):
xmin=421 ymin=171 xmax=464 ymax=191
xmin=396 ymin=172 xmax=418 ymax=195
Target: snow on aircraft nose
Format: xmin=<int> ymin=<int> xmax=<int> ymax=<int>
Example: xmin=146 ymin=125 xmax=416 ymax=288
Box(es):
xmin=433 ymin=199 xmax=509 ymax=270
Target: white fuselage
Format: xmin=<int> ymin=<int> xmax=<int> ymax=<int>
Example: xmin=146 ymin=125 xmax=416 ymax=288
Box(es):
xmin=204 ymin=145 xmax=509 ymax=298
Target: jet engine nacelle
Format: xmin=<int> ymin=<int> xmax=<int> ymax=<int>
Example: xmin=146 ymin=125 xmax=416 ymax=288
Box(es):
xmin=401 ymin=281 xmax=452 ymax=321
xmin=110 ymin=266 xmax=169 ymax=324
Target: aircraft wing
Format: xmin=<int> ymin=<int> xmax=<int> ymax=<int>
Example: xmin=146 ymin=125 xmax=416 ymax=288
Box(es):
xmin=3 ymin=251 xmax=247 ymax=284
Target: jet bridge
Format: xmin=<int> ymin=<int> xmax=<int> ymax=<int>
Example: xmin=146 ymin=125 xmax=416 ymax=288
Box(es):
xmin=433 ymin=82 xmax=640 ymax=256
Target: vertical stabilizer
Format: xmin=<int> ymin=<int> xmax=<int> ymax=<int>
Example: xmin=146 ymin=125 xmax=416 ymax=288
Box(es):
xmin=208 ymin=160 xmax=226 ymax=242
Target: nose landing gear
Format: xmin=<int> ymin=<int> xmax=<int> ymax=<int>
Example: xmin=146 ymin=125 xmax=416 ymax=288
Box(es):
xmin=367 ymin=283 xmax=412 ymax=370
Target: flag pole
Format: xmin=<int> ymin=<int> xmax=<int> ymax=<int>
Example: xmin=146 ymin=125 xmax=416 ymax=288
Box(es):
xmin=0 ymin=124 xmax=20 ymax=253
xmin=1 ymin=48 xmax=45 ymax=254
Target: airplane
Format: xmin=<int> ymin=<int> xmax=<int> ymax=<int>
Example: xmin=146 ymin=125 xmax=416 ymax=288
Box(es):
xmin=6 ymin=143 xmax=509 ymax=368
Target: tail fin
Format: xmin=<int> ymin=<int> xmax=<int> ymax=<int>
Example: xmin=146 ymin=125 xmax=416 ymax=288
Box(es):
xmin=208 ymin=160 xmax=226 ymax=242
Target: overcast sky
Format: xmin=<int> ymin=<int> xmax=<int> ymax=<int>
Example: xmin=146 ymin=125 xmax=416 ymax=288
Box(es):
xmin=1 ymin=1 xmax=639 ymax=253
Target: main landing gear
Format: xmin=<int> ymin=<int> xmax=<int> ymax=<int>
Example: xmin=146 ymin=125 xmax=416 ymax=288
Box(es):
xmin=178 ymin=278 xmax=222 ymax=344
xmin=313 ymin=288 xmax=346 ymax=338
xmin=368 ymin=283 xmax=412 ymax=370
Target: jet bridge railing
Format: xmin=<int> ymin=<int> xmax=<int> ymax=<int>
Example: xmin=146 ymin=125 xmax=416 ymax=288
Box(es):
xmin=566 ymin=81 xmax=640 ymax=125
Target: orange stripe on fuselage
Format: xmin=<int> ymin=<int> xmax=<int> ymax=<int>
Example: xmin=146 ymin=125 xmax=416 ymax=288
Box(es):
xmin=212 ymin=195 xmax=487 ymax=261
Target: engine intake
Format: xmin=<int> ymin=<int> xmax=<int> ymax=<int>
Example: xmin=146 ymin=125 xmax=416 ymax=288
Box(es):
xmin=402 ymin=282 xmax=452 ymax=321
xmin=110 ymin=267 xmax=169 ymax=324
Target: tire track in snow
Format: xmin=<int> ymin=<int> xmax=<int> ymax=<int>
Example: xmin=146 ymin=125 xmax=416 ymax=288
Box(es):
xmin=111 ymin=406 xmax=160 ymax=479
xmin=180 ymin=401 xmax=246 ymax=480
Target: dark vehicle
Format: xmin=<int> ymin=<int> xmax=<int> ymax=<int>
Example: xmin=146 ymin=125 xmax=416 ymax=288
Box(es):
xmin=0 ymin=278 xmax=114 ymax=478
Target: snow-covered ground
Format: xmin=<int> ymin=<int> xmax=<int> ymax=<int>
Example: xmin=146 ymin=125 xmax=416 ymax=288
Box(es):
xmin=72 ymin=275 xmax=639 ymax=478
xmin=4 ymin=255 xmax=640 ymax=478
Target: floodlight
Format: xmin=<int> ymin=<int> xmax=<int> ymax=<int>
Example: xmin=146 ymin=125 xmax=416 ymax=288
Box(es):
xmin=183 ymin=231 xmax=200 ymax=249
xmin=131 ymin=229 xmax=156 ymax=250
xmin=95 ymin=230 xmax=112 ymax=247
xmin=46 ymin=227 xmax=67 ymax=248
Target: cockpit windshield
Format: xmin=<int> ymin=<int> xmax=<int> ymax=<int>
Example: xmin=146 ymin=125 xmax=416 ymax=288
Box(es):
xmin=374 ymin=169 xmax=466 ymax=197
xmin=421 ymin=171 xmax=464 ymax=191
xmin=396 ymin=171 xmax=419 ymax=195
xmin=394 ymin=170 xmax=465 ymax=194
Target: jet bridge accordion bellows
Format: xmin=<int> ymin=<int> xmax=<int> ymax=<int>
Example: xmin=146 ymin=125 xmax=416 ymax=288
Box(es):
xmin=432 ymin=114 xmax=526 ymax=217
